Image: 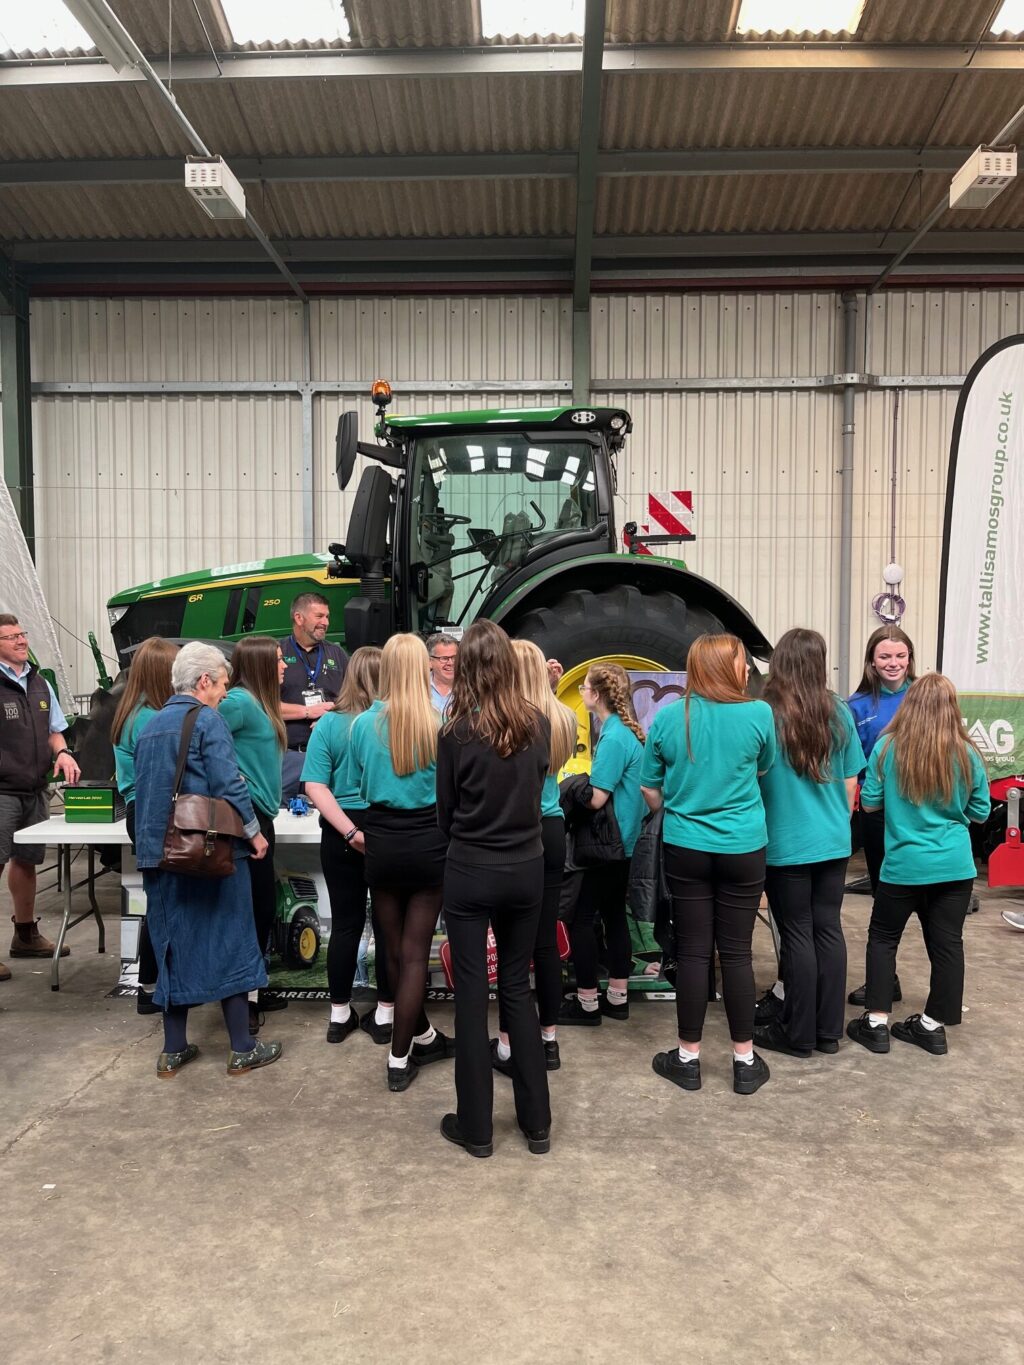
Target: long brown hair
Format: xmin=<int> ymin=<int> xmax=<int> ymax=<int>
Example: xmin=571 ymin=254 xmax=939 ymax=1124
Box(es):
xmin=512 ymin=638 xmax=577 ymax=774
xmin=378 ymin=633 xmax=438 ymax=775
xmin=229 ymin=635 xmax=286 ymax=750
xmin=880 ymin=673 xmax=979 ymax=805
xmin=447 ymin=620 xmax=542 ymax=757
xmin=684 ymin=634 xmax=750 ymax=758
xmin=764 ymin=628 xmax=844 ymax=782
xmin=853 ymin=625 xmax=916 ymax=701
xmin=586 ymin=661 xmax=645 ymax=745
xmin=110 ymin=637 xmax=177 ymax=745
xmin=336 ymin=646 xmax=381 ymax=715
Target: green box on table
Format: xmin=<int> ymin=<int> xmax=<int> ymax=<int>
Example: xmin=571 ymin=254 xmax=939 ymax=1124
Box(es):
xmin=64 ymin=783 xmax=123 ymax=823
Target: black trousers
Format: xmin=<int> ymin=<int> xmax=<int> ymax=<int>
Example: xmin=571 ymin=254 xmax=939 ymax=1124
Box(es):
xmin=247 ymin=809 xmax=277 ymax=958
xmin=859 ymin=806 xmax=886 ymax=893
xmin=570 ymin=860 xmax=632 ymax=989
xmin=865 ymin=878 xmax=974 ymax=1025
xmin=498 ymin=816 xmax=565 ymax=1033
xmin=320 ymin=820 xmax=393 ymax=1004
xmin=765 ymin=857 xmax=848 ymax=1049
xmin=445 ymin=856 xmax=550 ymax=1145
xmin=664 ymin=843 xmax=766 ymax=1044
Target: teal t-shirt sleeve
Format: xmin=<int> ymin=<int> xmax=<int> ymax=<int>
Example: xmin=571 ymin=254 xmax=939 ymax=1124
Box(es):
xmin=591 ymin=727 xmax=627 ymax=793
xmin=966 ymin=749 xmax=991 ymax=822
xmin=301 ymin=720 xmax=335 ymax=786
xmin=837 ymin=703 xmax=863 ymax=778
xmin=757 ymin=707 xmax=777 ymax=773
xmin=861 ymin=744 xmax=885 ymax=807
xmin=639 ymin=714 xmax=666 ymax=787
xmin=218 ymin=690 xmax=245 ymax=735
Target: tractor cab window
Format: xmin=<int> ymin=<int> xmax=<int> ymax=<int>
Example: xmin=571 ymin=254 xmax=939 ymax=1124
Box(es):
xmin=407 ymin=433 xmax=601 ymax=628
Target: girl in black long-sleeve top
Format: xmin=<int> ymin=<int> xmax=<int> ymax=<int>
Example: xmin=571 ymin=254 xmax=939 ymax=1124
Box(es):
xmin=436 ymin=620 xmax=552 ymax=1158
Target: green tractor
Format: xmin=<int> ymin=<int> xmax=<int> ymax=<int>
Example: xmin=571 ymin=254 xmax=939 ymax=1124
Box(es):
xmin=106 ymin=384 xmax=771 ymax=722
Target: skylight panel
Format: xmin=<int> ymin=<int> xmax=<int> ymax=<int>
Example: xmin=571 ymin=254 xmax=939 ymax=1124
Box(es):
xmin=0 ymin=0 xmax=93 ymax=53
xmin=991 ymin=1 xmax=1024 ymax=32
xmin=481 ymin=1 xmax=585 ymax=39
xmin=735 ymin=0 xmax=865 ymax=35
xmin=221 ymin=0 xmax=350 ymax=45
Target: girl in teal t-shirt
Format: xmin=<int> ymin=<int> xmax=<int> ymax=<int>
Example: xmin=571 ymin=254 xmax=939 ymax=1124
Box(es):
xmin=641 ymin=633 xmax=776 ymax=1097
xmin=847 ymin=673 xmax=990 ymax=1060
xmin=559 ymin=662 xmax=645 ymax=1028
xmin=755 ymin=630 xmax=863 ymax=1058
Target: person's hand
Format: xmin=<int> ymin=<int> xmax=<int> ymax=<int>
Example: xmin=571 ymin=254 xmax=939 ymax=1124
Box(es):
xmin=309 ymin=701 xmax=333 ymax=720
xmin=54 ymin=751 xmax=80 ymax=785
xmin=349 ymin=830 xmax=366 ymax=854
xmin=546 ymin=658 xmax=564 ymax=689
xmin=250 ymin=833 xmax=270 ymax=860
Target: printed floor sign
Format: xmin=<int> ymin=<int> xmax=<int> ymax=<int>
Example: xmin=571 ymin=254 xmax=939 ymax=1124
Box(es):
xmin=937 ymin=334 xmax=1024 ymax=780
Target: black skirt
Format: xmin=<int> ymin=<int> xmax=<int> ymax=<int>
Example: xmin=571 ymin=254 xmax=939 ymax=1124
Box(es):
xmin=359 ymin=803 xmax=447 ymax=890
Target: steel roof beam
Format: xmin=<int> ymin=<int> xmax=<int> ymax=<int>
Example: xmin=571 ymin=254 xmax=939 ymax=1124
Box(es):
xmin=4 ymin=43 xmax=1024 ymax=87
xmin=572 ymin=0 xmax=606 ymax=402
xmin=0 ymin=147 xmax=975 ymax=186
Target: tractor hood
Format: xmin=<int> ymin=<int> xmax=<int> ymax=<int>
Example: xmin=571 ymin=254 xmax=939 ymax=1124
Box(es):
xmin=107 ymin=552 xmax=344 ymax=607
xmin=380 ymin=406 xmax=632 ymax=441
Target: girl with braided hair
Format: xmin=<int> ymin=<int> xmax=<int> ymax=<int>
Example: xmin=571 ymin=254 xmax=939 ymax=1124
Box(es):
xmin=559 ymin=662 xmax=646 ymax=1026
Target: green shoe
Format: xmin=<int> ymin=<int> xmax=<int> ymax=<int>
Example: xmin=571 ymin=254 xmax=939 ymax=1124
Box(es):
xmin=156 ymin=1043 xmax=200 ymax=1078
xmin=226 ymin=1038 xmax=283 ymax=1076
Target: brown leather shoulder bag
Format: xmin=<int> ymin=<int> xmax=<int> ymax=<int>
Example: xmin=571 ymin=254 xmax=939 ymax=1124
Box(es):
xmin=159 ymin=704 xmax=245 ymax=879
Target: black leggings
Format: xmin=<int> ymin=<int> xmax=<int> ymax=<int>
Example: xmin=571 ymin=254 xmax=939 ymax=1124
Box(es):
xmin=373 ymin=884 xmax=442 ymax=1058
xmin=664 ymin=843 xmax=766 ymax=1044
xmin=859 ymin=805 xmax=886 ymax=893
xmin=765 ymin=858 xmax=848 ymax=1049
xmin=247 ymin=809 xmax=277 ymax=958
xmin=497 ymin=816 xmax=565 ymax=1033
xmin=570 ymin=860 xmax=632 ymax=990
xmin=320 ymin=821 xmax=393 ymax=1004
xmin=128 ymin=803 xmax=160 ymax=989
xmin=865 ymin=878 xmax=974 ymax=1024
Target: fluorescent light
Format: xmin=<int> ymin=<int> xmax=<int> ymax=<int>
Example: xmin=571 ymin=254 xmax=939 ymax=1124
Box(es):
xmin=0 ymin=0 xmax=92 ymax=52
xmin=735 ymin=0 xmax=865 ymax=34
xmin=481 ymin=1 xmax=584 ymax=38
xmin=221 ymin=0 xmax=350 ymax=44
xmin=62 ymin=0 xmax=143 ymax=70
xmin=991 ymin=1 xmax=1024 ymax=32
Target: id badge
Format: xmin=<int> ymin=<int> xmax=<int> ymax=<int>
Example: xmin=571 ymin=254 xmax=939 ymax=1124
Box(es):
xmin=302 ymin=687 xmax=326 ymax=706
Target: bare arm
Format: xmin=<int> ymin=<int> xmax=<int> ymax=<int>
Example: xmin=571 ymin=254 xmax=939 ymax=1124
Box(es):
xmin=281 ymin=700 xmax=333 ymax=722
xmin=49 ymin=730 xmax=80 ymax=784
xmin=588 ymin=786 xmax=611 ymax=811
xmin=305 ymin=780 xmax=365 ymax=853
xmin=845 ymin=777 xmax=858 ymax=815
xmin=641 ymin=785 xmax=663 ymax=813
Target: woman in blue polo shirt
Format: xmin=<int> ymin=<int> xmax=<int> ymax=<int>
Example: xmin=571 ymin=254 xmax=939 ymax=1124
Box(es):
xmin=754 ymin=630 xmax=863 ymax=1059
xmin=559 ymin=661 xmax=645 ymax=1026
xmin=344 ymin=633 xmax=450 ymax=1092
xmin=847 ymin=673 xmax=989 ymax=1058
xmin=303 ymin=646 xmax=396 ymax=1047
xmin=641 ymin=633 xmax=776 ymax=1096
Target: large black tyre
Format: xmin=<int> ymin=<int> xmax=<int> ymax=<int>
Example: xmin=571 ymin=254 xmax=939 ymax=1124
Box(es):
xmin=510 ymin=585 xmax=725 ymax=677
xmin=285 ymin=907 xmax=321 ymax=970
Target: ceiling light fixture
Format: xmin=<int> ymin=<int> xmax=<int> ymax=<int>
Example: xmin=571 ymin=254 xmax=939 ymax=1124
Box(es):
xmin=949 ymin=146 xmax=1017 ymax=209
xmin=62 ymin=0 xmax=142 ymax=70
xmin=184 ymin=156 xmax=248 ymax=220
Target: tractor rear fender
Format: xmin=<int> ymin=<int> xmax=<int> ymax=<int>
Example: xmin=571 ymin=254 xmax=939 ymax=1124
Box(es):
xmin=485 ymin=553 xmax=773 ymax=661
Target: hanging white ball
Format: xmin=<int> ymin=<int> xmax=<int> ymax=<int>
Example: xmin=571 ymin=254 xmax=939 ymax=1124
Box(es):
xmin=883 ymin=562 xmax=904 ymax=586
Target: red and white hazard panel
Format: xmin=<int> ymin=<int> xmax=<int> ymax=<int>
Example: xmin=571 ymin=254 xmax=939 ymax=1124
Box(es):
xmin=622 ymin=490 xmax=694 ymax=554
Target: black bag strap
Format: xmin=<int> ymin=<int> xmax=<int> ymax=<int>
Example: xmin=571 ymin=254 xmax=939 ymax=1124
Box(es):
xmin=171 ymin=703 xmax=202 ymax=800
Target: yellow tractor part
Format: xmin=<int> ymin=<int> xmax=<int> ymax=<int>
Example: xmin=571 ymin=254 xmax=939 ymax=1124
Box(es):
xmin=555 ymin=654 xmax=666 ymax=775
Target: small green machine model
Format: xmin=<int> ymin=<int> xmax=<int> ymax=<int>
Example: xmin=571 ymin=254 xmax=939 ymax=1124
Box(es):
xmin=106 ymin=382 xmax=771 ymax=722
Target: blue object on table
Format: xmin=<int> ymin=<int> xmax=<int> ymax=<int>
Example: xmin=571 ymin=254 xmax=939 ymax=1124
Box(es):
xmin=289 ymin=795 xmax=310 ymax=816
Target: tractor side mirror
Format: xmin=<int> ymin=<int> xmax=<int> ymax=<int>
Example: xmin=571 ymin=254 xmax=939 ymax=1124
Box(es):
xmin=335 ymin=411 xmax=359 ymax=490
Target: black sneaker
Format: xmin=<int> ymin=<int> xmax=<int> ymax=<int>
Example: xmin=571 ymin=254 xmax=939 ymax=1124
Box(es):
xmin=490 ymin=1037 xmax=513 ymax=1078
xmin=257 ymin=992 xmax=288 ymax=1013
xmin=248 ymin=1003 xmax=263 ymax=1037
xmin=752 ymin=1020 xmax=811 ymax=1058
xmin=360 ymin=1009 xmax=393 ymax=1046
xmin=543 ymin=1040 xmax=561 ymax=1071
xmin=846 ymin=1011 xmax=890 ymax=1053
xmin=440 ymin=1112 xmax=492 ymax=1158
xmin=599 ymin=992 xmax=629 ymax=1021
xmin=558 ymin=996 xmax=602 ymax=1026
xmin=891 ymin=1014 xmax=948 ymax=1055
xmin=136 ymin=989 xmax=161 ymax=1016
xmin=848 ymin=974 xmax=902 ymax=1008
xmin=753 ymin=987 xmax=783 ymax=1024
xmin=326 ymin=1008 xmax=360 ymax=1044
xmin=387 ymin=1058 xmax=418 ymax=1092
xmin=519 ymin=1125 xmax=551 ymax=1155
xmin=815 ymin=1037 xmax=840 ymax=1054
xmin=412 ymin=1030 xmax=456 ymax=1065
xmin=733 ymin=1053 xmax=770 ymax=1095
xmin=652 ymin=1050 xmax=701 ymax=1091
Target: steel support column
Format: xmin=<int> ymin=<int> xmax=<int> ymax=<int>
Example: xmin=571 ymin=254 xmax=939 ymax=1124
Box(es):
xmin=837 ymin=293 xmax=858 ymax=696
xmin=0 ymin=253 xmax=34 ymax=557
xmin=571 ymin=0 xmax=607 ymax=405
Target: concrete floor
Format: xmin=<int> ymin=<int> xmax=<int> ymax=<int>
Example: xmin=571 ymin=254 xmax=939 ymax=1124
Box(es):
xmin=2 ymin=857 xmax=1022 ymax=1365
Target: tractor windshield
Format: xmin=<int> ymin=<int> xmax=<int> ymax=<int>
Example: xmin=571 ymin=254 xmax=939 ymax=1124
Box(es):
xmin=407 ymin=432 xmax=601 ymax=628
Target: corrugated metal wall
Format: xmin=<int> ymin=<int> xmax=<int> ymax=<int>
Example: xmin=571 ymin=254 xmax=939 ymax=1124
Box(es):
xmin=18 ymin=288 xmax=1021 ymax=694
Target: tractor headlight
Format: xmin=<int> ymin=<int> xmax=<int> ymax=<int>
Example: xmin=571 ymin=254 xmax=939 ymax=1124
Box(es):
xmin=108 ymin=605 xmax=129 ymax=627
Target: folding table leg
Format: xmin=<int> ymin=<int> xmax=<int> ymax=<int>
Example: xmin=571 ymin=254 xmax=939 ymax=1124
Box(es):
xmin=87 ymin=847 xmax=106 ymax=953
xmin=50 ymin=845 xmax=72 ymax=991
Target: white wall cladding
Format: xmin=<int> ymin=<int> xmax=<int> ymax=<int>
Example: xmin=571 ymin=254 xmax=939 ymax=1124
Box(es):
xmin=17 ymin=287 xmax=1024 ymax=694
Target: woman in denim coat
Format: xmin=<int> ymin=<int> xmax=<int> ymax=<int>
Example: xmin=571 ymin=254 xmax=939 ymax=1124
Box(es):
xmin=134 ymin=642 xmax=283 ymax=1078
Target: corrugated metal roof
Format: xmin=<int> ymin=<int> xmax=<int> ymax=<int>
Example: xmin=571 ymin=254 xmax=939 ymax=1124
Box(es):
xmin=0 ymin=84 xmax=191 ymax=160
xmin=605 ymin=0 xmax=740 ymax=44
xmin=858 ymin=0 xmax=1003 ymax=43
xmin=346 ymin=0 xmax=478 ymax=48
xmin=105 ymin=0 xmax=234 ymax=55
xmin=0 ymin=184 xmax=249 ymax=241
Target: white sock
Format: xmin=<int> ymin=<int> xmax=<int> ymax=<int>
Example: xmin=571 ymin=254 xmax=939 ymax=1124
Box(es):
xmin=734 ymin=1049 xmax=755 ymax=1065
xmin=496 ymin=1039 xmax=511 ymax=1061
xmin=868 ymin=1013 xmax=888 ymax=1028
xmin=375 ymin=1003 xmax=394 ymax=1026
xmin=606 ymin=986 xmax=628 ymax=1005
xmin=413 ymin=1026 xmax=436 ymax=1046
xmin=387 ymin=1051 xmax=409 ymax=1069
xmin=247 ymin=989 xmax=259 ymax=1004
xmin=771 ymin=981 xmax=785 ymax=1001
xmin=139 ymin=984 xmax=155 ymax=996
xmin=919 ymin=1013 xmax=942 ymax=1031
xmin=330 ymin=1003 xmax=351 ymax=1024
xmin=678 ymin=1046 xmax=699 ymax=1063
xmin=541 ymin=1028 xmax=557 ymax=1042
xmin=578 ymin=994 xmax=599 ymax=1012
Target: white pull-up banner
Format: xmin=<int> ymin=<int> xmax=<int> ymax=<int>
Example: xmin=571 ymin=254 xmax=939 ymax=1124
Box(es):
xmin=937 ymin=334 xmax=1024 ymax=779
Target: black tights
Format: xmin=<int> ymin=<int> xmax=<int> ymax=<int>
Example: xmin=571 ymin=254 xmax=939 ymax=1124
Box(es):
xmin=162 ymin=992 xmax=251 ymax=1053
xmin=372 ymin=884 xmax=442 ymax=1058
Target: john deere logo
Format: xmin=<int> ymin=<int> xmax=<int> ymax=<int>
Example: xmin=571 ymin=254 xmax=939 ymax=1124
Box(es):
xmin=326 ymin=658 xmax=337 ymax=668
xmin=39 ymin=699 xmax=49 ymax=710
